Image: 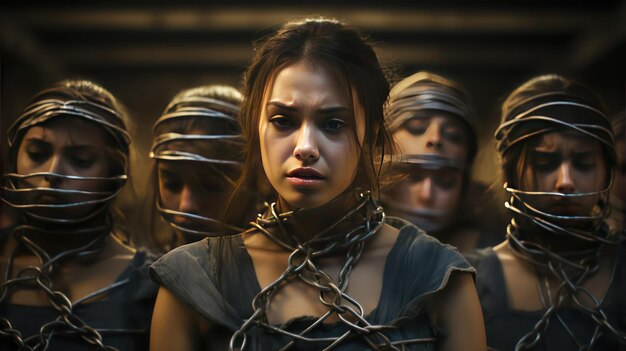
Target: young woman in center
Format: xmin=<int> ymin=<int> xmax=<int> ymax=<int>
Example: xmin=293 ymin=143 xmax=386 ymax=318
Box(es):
xmin=150 ymin=18 xmax=485 ymax=351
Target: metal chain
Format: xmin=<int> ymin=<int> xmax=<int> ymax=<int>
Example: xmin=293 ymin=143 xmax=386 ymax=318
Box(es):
xmin=506 ymin=221 xmax=626 ymax=350
xmin=0 ymin=219 xmax=134 ymax=351
xmin=229 ymin=191 xmax=438 ymax=350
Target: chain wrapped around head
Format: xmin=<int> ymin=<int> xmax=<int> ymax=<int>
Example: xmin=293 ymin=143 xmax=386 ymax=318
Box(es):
xmin=3 ymin=95 xmax=130 ymax=227
xmin=494 ymin=88 xmax=625 ymax=349
xmin=0 ymin=81 xmax=136 ymax=351
xmin=381 ymin=153 xmax=463 ymax=233
xmin=228 ymin=191 xmax=438 ymax=350
xmin=386 ymin=71 xmax=477 ymax=159
xmin=495 ymin=92 xmax=616 ymax=244
xmin=150 ymin=94 xmax=246 ymax=238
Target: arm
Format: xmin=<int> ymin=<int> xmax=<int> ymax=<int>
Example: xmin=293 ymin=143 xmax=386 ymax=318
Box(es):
xmin=431 ymin=272 xmax=486 ymax=351
xmin=150 ymin=287 xmax=198 ymax=351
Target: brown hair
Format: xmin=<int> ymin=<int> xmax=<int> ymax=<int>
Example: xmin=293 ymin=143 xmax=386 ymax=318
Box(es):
xmin=499 ymin=74 xmax=613 ymax=190
xmin=226 ymin=18 xmax=394 ymax=221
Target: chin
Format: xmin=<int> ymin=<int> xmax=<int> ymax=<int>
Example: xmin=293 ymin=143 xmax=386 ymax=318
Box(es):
xmin=282 ymin=193 xmax=333 ymax=210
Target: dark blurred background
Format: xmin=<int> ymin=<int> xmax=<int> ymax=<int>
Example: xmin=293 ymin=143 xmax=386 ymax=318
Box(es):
xmin=1 ymin=0 xmax=624 ymax=233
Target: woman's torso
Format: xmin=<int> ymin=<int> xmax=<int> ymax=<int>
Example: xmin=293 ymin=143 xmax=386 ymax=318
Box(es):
xmin=151 ymin=217 xmax=475 ymax=350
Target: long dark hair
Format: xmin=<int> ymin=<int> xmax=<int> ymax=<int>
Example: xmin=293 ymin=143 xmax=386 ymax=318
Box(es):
xmin=226 ymin=18 xmax=394 ymax=222
xmin=7 ymin=79 xmax=135 ymax=242
xmin=498 ymin=74 xmax=613 ymax=191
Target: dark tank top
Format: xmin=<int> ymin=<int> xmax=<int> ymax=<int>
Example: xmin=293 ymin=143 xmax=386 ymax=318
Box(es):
xmin=151 ymin=217 xmax=475 ymax=350
xmin=472 ymin=247 xmax=626 ymax=351
xmin=0 ymin=247 xmax=159 ymax=351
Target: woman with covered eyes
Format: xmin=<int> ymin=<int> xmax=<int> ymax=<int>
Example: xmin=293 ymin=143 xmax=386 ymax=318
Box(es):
xmin=472 ymin=75 xmax=626 ymax=350
xmin=149 ymin=18 xmax=485 ymax=351
xmin=149 ymin=85 xmax=248 ymax=251
xmin=0 ymin=80 xmax=158 ymax=350
xmin=382 ymin=71 xmax=502 ymax=253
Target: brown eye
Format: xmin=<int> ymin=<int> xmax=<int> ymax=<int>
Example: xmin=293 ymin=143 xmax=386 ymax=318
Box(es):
xmin=269 ymin=116 xmax=293 ymax=128
xmin=323 ymin=118 xmax=345 ymax=133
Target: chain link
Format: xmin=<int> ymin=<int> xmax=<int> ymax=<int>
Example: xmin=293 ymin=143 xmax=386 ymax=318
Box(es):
xmin=0 ymin=220 xmax=134 ymax=350
xmin=507 ymin=220 xmax=626 ymax=350
xmin=229 ymin=191 xmax=437 ymax=350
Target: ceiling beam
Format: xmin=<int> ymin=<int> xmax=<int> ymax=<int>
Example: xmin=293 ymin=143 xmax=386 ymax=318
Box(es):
xmin=565 ymin=1 xmax=626 ymax=71
xmin=0 ymin=7 xmax=605 ymax=34
xmin=52 ymin=42 xmax=560 ymax=68
xmin=0 ymin=21 xmax=65 ymax=79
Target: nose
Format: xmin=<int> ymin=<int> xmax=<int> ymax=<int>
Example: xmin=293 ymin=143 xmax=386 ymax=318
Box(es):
xmin=424 ymin=123 xmax=443 ymax=151
xmin=178 ymin=185 xmax=199 ymax=214
xmin=555 ymin=162 xmax=576 ymax=194
xmin=416 ymin=177 xmax=435 ymax=204
xmin=41 ymin=156 xmax=64 ymax=187
xmin=293 ymin=122 xmax=320 ymax=163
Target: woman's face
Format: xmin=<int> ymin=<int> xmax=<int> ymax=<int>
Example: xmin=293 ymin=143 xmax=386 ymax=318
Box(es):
xmin=393 ymin=113 xmax=470 ymax=165
xmin=388 ymin=168 xmax=463 ymax=230
xmin=521 ymin=132 xmax=607 ymax=216
xmin=390 ymin=112 xmax=468 ymax=229
xmin=16 ymin=118 xmax=113 ymax=218
xmin=158 ymin=160 xmax=235 ymax=226
xmin=259 ymin=61 xmax=365 ymax=209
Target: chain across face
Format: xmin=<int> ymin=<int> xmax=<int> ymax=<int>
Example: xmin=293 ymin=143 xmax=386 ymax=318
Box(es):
xmin=3 ymin=99 xmax=129 ymax=227
xmin=494 ymin=93 xmax=624 ymax=350
xmin=0 ymin=91 xmax=133 ymax=351
xmin=496 ymin=98 xmax=615 ymax=242
xmin=382 ymin=154 xmax=464 ymax=232
xmin=151 ymin=97 xmax=245 ymax=238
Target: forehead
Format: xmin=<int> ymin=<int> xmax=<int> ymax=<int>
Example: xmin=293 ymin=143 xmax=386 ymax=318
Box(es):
xmin=21 ymin=117 xmax=108 ymax=145
xmin=266 ymin=61 xmax=351 ymax=106
xmin=534 ymin=131 xmax=603 ymax=151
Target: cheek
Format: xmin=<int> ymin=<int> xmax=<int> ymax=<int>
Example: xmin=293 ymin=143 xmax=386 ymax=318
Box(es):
xmin=393 ymin=132 xmax=426 ymax=155
xmin=158 ymin=187 xmax=179 ymax=210
xmin=441 ymin=141 xmax=469 ymax=164
xmin=434 ymin=187 xmax=462 ymax=209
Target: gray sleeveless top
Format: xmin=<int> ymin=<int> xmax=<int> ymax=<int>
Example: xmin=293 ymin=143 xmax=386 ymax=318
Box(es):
xmin=150 ymin=217 xmax=475 ymax=350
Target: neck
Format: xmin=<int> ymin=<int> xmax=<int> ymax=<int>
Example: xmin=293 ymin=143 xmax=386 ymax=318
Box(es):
xmin=10 ymin=212 xmax=111 ymax=261
xmin=268 ymin=188 xmax=372 ymax=246
xmin=513 ymin=216 xmax=607 ymax=253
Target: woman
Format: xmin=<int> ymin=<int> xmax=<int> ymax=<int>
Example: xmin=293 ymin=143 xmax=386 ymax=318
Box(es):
xmin=382 ymin=71 xmax=502 ymax=253
xmin=473 ymin=75 xmax=626 ymax=350
xmin=150 ymin=18 xmax=485 ymax=350
xmin=149 ymin=85 xmax=247 ymax=250
xmin=0 ymin=80 xmax=158 ymax=350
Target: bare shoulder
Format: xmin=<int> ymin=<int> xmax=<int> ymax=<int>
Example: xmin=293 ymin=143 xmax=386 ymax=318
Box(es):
xmin=431 ymin=273 xmax=486 ymax=351
xmin=151 ymin=287 xmax=212 ymax=351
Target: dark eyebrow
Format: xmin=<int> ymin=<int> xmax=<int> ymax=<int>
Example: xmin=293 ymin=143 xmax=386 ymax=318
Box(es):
xmin=267 ymin=101 xmax=298 ymax=112
xmin=266 ymin=101 xmax=351 ymax=115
